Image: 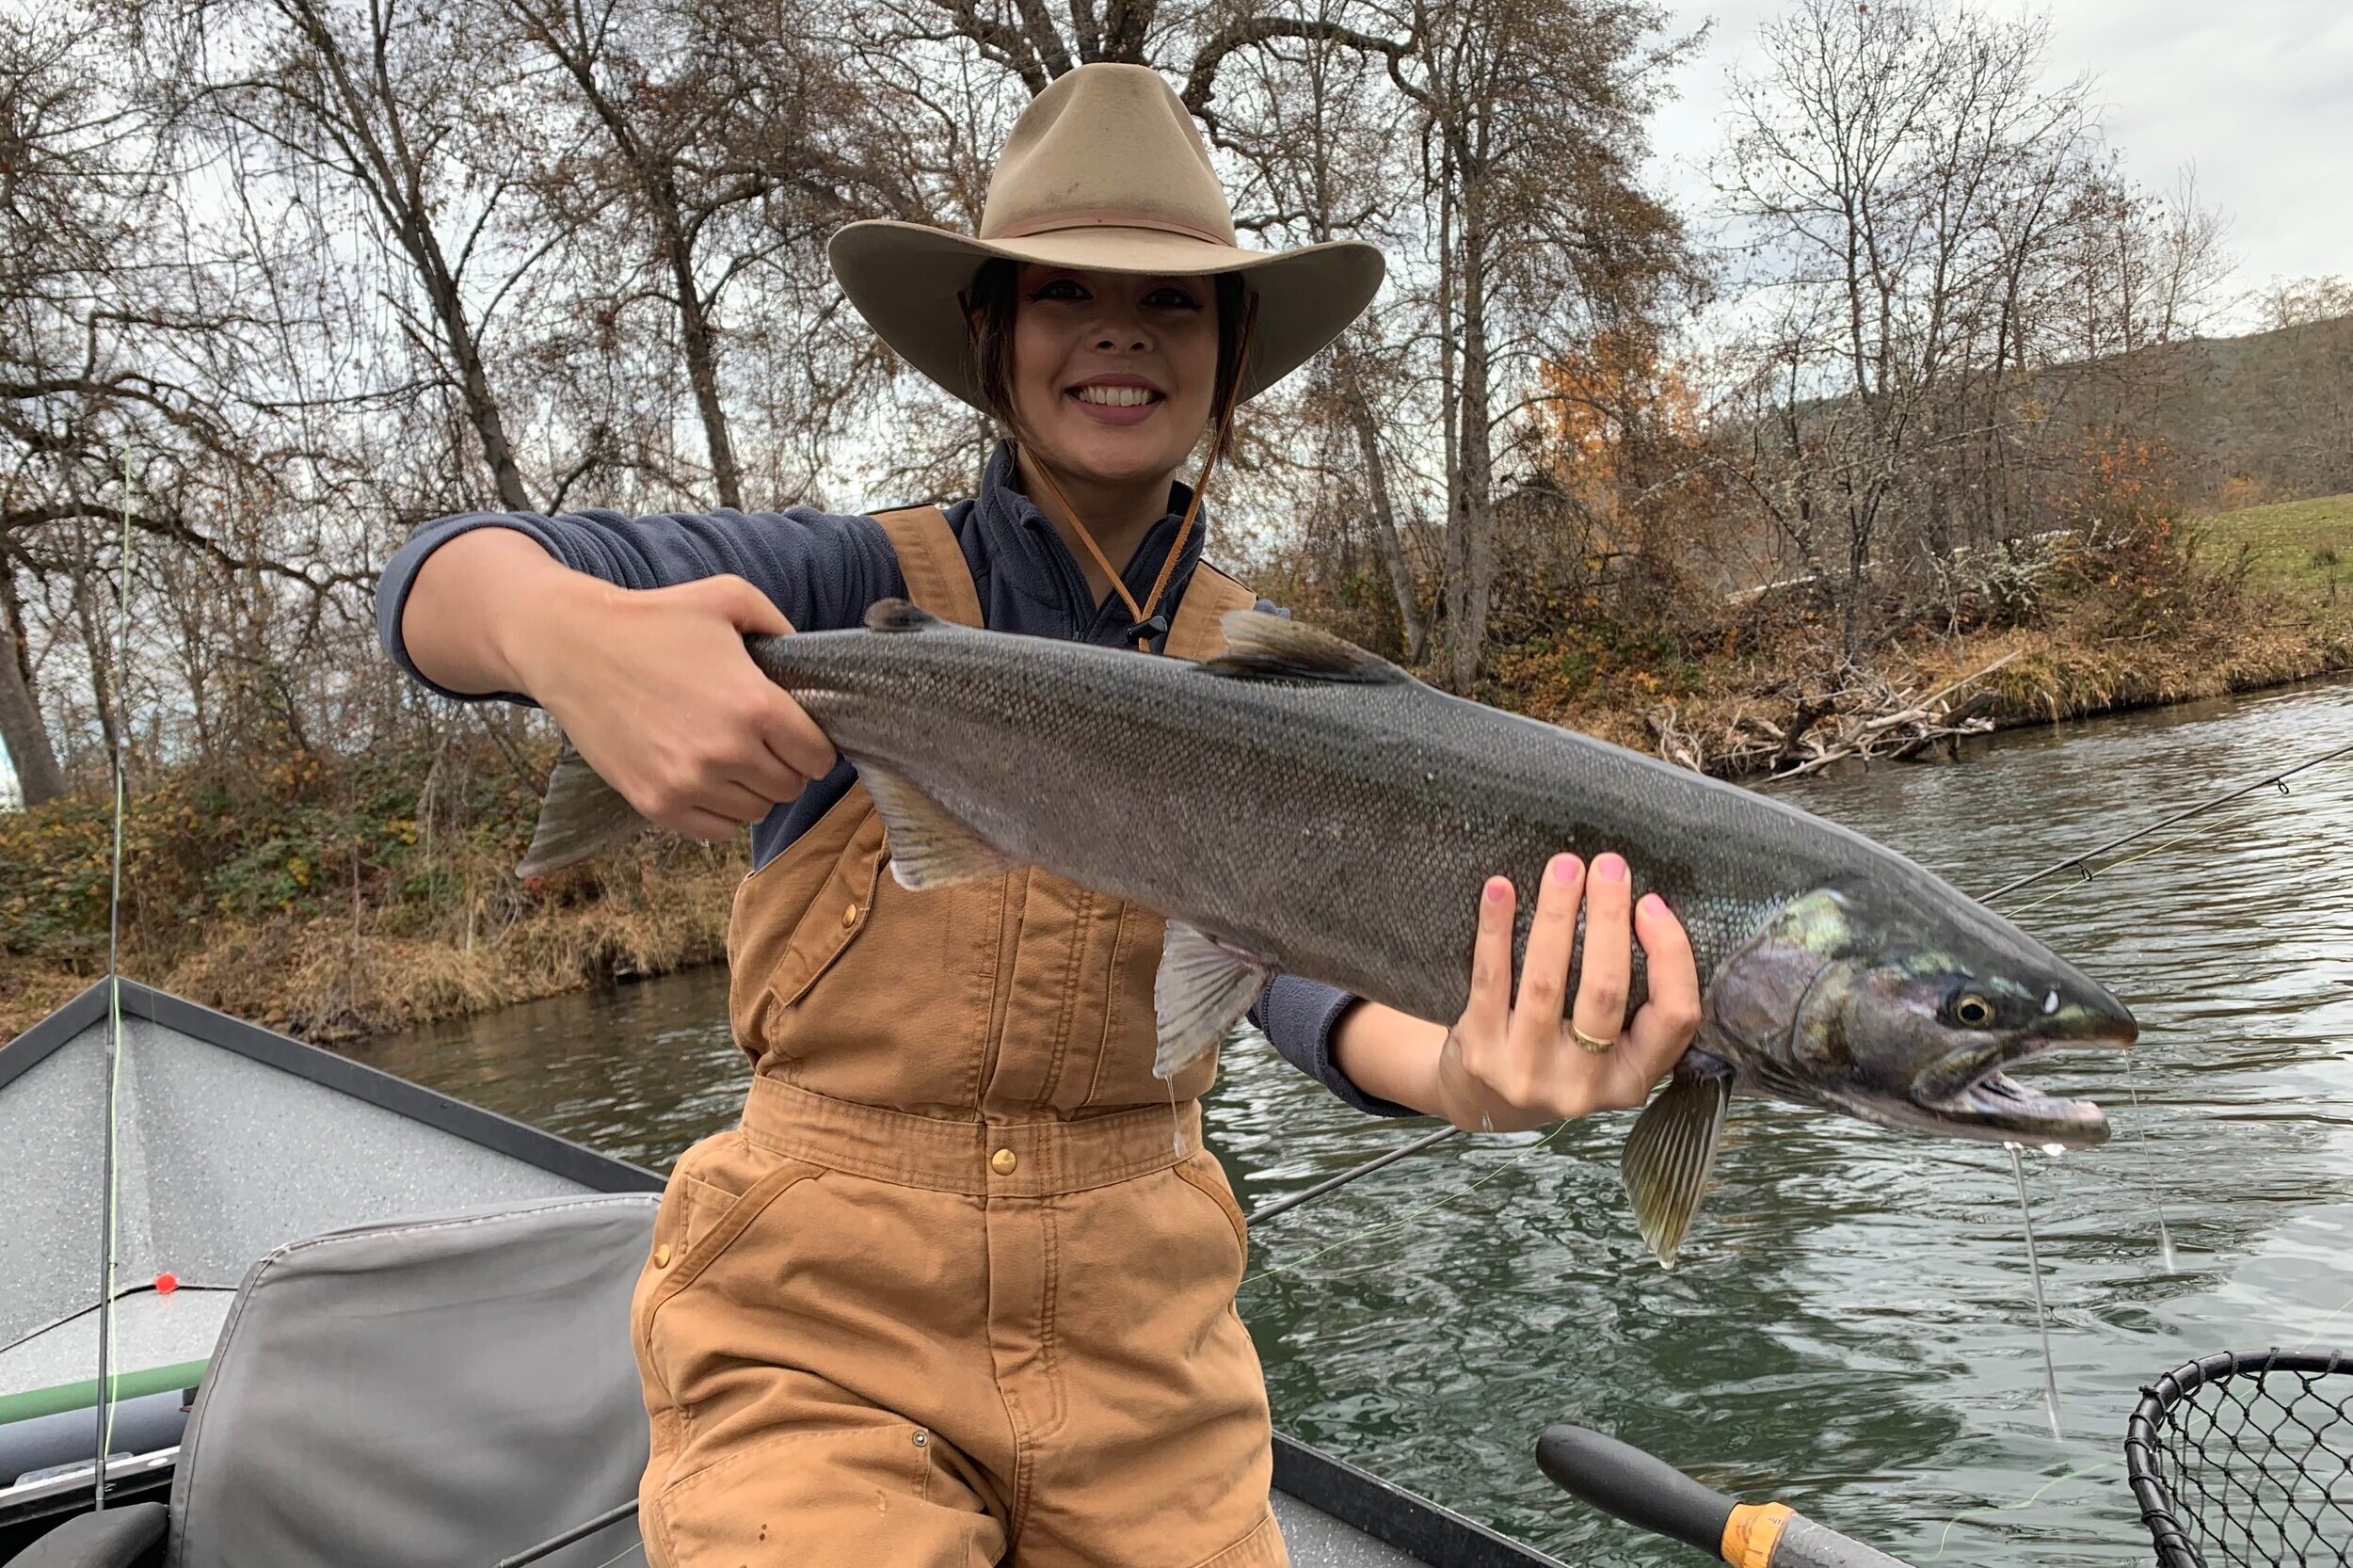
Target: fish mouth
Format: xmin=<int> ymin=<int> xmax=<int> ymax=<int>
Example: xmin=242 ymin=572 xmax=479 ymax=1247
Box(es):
xmin=1924 ymin=1064 xmax=2112 ymax=1147
xmin=1911 ymin=1008 xmax=2137 ymax=1148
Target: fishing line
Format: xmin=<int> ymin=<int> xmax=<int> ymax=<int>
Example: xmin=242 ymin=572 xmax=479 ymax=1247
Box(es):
xmin=1239 ymin=1123 xmax=1570 ymax=1289
xmin=1917 ymin=1459 xmax=2116 ymax=1562
xmin=2007 ymin=1144 xmax=2064 ymax=1440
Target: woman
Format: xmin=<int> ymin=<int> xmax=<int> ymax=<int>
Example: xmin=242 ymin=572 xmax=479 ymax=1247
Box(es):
xmin=383 ymin=64 xmax=1701 ymax=1568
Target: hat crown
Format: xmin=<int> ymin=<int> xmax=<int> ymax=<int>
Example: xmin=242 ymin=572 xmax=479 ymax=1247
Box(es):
xmin=980 ymin=65 xmax=1236 ymax=248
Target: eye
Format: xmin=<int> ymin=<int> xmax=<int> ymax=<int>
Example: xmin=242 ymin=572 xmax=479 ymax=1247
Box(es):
xmin=1948 ymin=992 xmax=1996 ymax=1029
xmin=1144 ymin=285 xmax=1202 ymax=311
xmin=1028 ymin=278 xmax=1089 ymax=302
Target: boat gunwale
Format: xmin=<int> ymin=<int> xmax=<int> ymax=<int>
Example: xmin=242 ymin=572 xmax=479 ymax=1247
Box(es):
xmin=0 ymin=978 xmax=666 ymax=1195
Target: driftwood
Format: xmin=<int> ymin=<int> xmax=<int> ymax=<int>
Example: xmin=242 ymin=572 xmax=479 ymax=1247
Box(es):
xmin=1648 ymin=650 xmax=2020 ymax=779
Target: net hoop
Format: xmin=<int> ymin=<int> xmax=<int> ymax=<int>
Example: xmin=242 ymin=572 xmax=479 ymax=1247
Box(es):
xmin=2126 ymin=1347 xmax=2353 ymax=1568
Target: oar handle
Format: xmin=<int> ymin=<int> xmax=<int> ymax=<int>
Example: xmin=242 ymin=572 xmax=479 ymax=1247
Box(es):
xmin=1536 ymin=1424 xmax=1913 ymax=1568
xmin=1538 ymin=1424 xmax=1735 ymax=1555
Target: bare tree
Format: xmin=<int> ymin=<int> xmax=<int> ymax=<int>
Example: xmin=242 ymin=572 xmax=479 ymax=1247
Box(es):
xmin=1391 ymin=0 xmax=1689 ymax=687
xmin=1709 ymin=0 xmax=2203 ymax=646
xmin=159 ymin=0 xmax=564 ymax=511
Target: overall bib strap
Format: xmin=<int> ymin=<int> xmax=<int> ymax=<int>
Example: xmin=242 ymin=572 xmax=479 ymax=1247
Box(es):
xmin=872 ymin=505 xmax=984 ymax=627
xmin=1164 ymin=562 xmax=1254 ymax=662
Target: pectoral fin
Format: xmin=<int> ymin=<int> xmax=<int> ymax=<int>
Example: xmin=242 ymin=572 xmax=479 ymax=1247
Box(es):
xmin=1153 ymin=922 xmax=1274 ymax=1079
xmin=1619 ymin=1065 xmax=1734 ymax=1269
xmin=859 ymin=763 xmax=1016 ymax=890
xmin=517 ymin=744 xmax=650 ymax=878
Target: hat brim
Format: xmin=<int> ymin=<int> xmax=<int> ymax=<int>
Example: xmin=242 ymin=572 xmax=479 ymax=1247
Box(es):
xmin=827 ymin=219 xmax=1385 ymax=412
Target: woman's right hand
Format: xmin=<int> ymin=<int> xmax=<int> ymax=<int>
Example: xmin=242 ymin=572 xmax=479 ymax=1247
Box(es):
xmin=510 ymin=572 xmax=837 ymax=844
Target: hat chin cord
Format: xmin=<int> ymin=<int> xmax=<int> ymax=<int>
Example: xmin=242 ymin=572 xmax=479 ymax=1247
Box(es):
xmin=1017 ymin=291 xmax=1259 ymax=650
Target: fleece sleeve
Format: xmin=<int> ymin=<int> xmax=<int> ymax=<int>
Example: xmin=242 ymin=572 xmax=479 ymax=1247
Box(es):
xmin=1250 ymin=976 xmax=1421 ymax=1118
xmin=376 ymin=504 xmax=902 ymax=702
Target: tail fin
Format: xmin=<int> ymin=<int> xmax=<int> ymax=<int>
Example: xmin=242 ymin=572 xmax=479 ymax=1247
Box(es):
xmin=516 ymin=744 xmax=651 ymax=877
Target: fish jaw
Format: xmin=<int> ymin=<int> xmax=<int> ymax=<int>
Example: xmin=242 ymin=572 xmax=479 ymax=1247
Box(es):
xmin=1890 ymin=996 xmax=2137 ymax=1146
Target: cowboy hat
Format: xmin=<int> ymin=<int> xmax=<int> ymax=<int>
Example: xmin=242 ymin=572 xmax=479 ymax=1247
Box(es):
xmin=828 ymin=64 xmax=1385 ymax=412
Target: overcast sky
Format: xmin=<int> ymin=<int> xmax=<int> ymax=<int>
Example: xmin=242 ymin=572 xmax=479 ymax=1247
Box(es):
xmin=1644 ymin=0 xmax=2353 ymax=326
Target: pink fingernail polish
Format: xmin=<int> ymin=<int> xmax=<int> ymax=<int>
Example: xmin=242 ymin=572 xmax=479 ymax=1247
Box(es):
xmin=1484 ymin=877 xmax=1510 ymax=904
xmin=1596 ymin=853 xmax=1627 ymax=883
xmin=1551 ymin=854 xmax=1581 ymax=885
xmin=1639 ymin=892 xmax=1665 ymax=917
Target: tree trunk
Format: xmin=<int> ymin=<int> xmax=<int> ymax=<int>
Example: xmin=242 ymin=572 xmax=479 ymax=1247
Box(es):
xmin=0 ymin=562 xmax=66 ymax=805
xmin=427 ymin=264 xmax=533 ymax=511
xmin=1448 ymin=176 xmax=1497 ymax=694
xmin=514 ymin=0 xmax=747 ymax=510
xmin=662 ymin=209 xmax=744 ymax=508
xmin=288 ymin=0 xmax=534 ymax=511
xmin=1337 ymin=356 xmax=1425 ymax=660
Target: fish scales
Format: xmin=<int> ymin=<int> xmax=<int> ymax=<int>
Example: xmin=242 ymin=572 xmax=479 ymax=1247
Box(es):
xmin=760 ymin=618 xmax=1822 ymax=1028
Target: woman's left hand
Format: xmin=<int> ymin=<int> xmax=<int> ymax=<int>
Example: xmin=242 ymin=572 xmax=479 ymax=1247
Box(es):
xmin=1433 ymin=852 xmax=1704 ymax=1133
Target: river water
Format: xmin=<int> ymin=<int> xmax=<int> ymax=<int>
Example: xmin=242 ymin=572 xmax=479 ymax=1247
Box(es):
xmin=354 ymin=677 xmax=2353 ymax=1566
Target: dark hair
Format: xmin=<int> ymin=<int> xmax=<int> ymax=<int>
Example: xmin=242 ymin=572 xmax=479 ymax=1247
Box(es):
xmin=961 ymin=259 xmax=1252 ymax=440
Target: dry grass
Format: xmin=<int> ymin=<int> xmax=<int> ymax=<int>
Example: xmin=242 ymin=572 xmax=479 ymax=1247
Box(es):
xmin=1 ymin=819 xmax=744 ymax=1045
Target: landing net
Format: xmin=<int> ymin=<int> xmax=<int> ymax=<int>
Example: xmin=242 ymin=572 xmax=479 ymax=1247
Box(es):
xmin=2128 ymin=1349 xmax=2353 ymax=1567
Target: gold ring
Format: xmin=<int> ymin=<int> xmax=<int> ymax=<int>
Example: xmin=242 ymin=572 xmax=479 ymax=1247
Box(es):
xmin=1570 ymin=1024 xmax=1617 ymax=1054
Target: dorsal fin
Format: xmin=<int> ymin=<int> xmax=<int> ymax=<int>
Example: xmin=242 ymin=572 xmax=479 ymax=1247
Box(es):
xmin=866 ymin=598 xmax=939 ymax=633
xmin=1204 ymin=611 xmax=1411 ymax=685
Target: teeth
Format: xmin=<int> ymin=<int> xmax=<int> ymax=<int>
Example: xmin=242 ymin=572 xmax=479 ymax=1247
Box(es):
xmin=1074 ymin=385 xmax=1156 ymax=408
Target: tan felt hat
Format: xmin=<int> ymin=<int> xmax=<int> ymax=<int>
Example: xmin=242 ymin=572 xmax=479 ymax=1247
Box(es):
xmin=828 ymin=63 xmax=1385 ymax=412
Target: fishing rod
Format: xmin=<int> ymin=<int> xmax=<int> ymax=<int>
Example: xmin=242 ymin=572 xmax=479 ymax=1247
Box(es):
xmin=1242 ymin=733 xmax=2353 ymax=1231
xmin=1242 ymin=1124 xmax=1462 ymax=1226
xmin=89 ymin=450 xmax=136 ymax=1512
xmin=1978 ymin=737 xmax=2353 ymax=904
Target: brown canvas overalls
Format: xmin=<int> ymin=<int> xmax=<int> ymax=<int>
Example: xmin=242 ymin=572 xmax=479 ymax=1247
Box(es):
xmin=629 ymin=507 xmax=1288 ymax=1568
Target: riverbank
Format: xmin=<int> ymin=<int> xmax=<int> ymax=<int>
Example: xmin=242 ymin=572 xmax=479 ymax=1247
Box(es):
xmin=1501 ymin=491 xmax=2353 ymax=766
xmin=5 ymin=494 xmax=2347 ymax=1047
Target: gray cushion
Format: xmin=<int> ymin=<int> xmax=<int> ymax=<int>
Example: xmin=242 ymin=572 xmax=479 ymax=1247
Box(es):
xmin=168 ymin=1195 xmax=656 ymax=1568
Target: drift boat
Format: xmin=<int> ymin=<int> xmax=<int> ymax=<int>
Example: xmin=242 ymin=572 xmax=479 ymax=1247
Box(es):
xmin=0 ymin=980 xmax=1561 ymax=1567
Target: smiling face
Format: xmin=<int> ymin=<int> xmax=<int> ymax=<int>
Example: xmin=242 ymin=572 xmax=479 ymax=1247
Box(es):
xmin=1001 ymin=264 xmax=1221 ymax=488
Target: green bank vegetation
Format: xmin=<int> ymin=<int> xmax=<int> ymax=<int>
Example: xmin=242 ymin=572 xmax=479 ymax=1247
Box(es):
xmin=2203 ymin=493 xmax=2353 ymax=604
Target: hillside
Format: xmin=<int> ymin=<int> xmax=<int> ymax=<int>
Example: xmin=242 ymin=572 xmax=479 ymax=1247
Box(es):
xmin=2039 ymin=315 xmax=2353 ymax=504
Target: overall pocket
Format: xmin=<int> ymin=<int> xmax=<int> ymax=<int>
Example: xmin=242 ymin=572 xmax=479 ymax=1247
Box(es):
xmin=1172 ymin=1149 xmax=1251 ymax=1264
xmin=633 ymin=1136 xmax=826 ymax=1401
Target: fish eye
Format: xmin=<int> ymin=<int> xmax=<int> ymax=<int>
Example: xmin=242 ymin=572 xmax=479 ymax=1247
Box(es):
xmin=1948 ymin=992 xmax=1996 ymax=1029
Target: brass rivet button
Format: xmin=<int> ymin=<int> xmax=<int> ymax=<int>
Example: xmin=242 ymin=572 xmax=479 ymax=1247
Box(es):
xmin=990 ymin=1148 xmax=1018 ymax=1176
xmin=840 ymin=902 xmax=859 ymax=929
xmin=653 ymin=1242 xmax=673 ymax=1268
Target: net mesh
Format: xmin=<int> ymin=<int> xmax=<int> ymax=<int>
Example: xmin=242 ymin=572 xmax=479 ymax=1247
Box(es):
xmin=2129 ymin=1350 xmax=2353 ymax=1568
